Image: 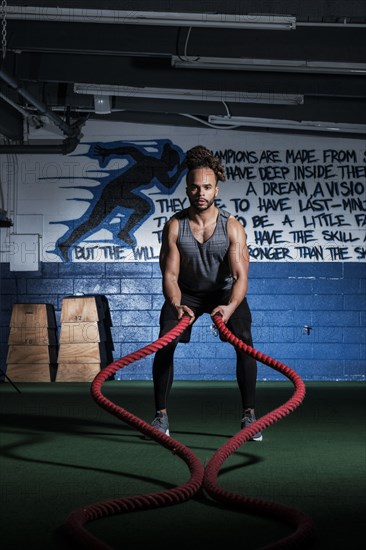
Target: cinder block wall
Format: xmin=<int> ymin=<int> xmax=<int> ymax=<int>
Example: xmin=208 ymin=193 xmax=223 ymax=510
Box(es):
xmin=0 ymin=261 xmax=365 ymax=381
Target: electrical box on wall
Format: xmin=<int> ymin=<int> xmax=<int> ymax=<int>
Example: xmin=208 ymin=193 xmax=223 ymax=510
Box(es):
xmin=9 ymin=234 xmax=40 ymax=272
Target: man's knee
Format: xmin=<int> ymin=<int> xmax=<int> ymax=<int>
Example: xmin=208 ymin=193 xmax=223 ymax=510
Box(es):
xmin=226 ymin=319 xmax=253 ymax=345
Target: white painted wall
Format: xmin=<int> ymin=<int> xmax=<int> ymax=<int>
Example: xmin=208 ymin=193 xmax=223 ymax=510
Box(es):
xmin=0 ymin=120 xmax=365 ymax=269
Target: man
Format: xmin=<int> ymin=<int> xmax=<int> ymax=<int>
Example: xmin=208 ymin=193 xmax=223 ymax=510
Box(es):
xmin=151 ymin=145 xmax=262 ymax=441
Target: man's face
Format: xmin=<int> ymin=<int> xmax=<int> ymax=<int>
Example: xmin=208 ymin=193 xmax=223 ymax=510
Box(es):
xmin=186 ymin=167 xmax=218 ymax=212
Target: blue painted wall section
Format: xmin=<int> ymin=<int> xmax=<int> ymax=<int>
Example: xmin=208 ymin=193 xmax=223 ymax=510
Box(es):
xmin=0 ymin=261 xmax=365 ymax=381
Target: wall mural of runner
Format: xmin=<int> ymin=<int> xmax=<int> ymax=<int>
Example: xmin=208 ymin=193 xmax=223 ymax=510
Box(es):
xmin=1 ymin=124 xmax=364 ymax=266
xmin=55 ymin=140 xmax=186 ymax=261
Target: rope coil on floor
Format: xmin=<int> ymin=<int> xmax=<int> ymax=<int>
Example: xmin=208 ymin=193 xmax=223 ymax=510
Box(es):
xmin=64 ymin=313 xmax=316 ymax=550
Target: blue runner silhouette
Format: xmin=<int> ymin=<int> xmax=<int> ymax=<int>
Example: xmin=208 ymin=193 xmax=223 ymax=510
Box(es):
xmin=57 ymin=141 xmax=186 ymax=261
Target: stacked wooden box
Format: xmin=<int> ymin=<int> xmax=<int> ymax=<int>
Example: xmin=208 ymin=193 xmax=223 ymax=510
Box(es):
xmin=56 ymin=296 xmax=108 ymax=382
xmin=6 ymin=303 xmax=57 ymax=382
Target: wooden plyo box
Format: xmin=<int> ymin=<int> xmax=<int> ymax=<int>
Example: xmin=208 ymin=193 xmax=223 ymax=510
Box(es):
xmin=57 ymin=296 xmax=109 ymax=382
xmin=6 ymin=303 xmax=58 ymax=383
xmin=60 ymin=296 xmax=105 ymax=323
xmin=6 ymin=364 xmax=57 ymax=382
xmin=56 ymin=363 xmax=102 ymax=382
xmin=57 ymin=343 xmax=106 ymax=364
xmin=10 ymin=303 xmax=56 ymax=328
xmin=59 ymin=322 xmax=106 ymax=344
xmin=8 ymin=327 xmax=57 ymax=345
xmin=7 ymin=345 xmax=58 ymax=364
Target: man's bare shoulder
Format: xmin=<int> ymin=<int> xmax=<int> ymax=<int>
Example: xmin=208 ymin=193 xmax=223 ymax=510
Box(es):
xmin=227 ymin=213 xmax=244 ymax=230
xmin=163 ymin=214 xmax=180 ymax=238
xmin=227 ymin=214 xmax=247 ymax=239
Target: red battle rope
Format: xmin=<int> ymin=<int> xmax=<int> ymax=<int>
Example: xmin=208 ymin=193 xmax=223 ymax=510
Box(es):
xmin=64 ymin=313 xmax=316 ymax=550
xmin=204 ymin=314 xmax=316 ymax=549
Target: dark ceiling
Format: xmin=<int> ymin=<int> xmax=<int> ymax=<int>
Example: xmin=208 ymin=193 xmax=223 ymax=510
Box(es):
xmin=0 ymin=0 xmax=365 ymax=151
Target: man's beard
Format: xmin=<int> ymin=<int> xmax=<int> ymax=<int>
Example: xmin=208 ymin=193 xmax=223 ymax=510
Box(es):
xmin=190 ymin=197 xmax=215 ymax=211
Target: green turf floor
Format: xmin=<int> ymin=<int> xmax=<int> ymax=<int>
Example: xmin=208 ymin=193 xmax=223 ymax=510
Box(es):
xmin=0 ymin=380 xmax=365 ymax=550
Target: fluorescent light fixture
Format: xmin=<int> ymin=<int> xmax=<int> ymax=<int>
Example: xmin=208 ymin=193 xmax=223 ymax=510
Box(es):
xmin=172 ymin=56 xmax=366 ymax=75
xmin=94 ymin=95 xmax=111 ymax=114
xmin=208 ymin=115 xmax=366 ymax=134
xmin=75 ymin=84 xmax=304 ymax=105
xmin=6 ymin=7 xmax=296 ymax=29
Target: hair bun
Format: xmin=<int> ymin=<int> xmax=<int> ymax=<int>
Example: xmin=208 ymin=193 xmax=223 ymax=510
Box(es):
xmin=185 ymin=145 xmax=226 ymax=182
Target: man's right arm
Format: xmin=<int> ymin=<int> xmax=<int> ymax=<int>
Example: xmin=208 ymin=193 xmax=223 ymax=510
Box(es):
xmin=160 ymin=218 xmax=195 ymax=322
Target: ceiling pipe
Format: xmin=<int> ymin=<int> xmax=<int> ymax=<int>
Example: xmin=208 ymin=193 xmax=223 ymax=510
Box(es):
xmin=0 ymin=67 xmax=84 ymax=154
xmin=0 ymin=136 xmax=82 ymax=155
xmin=5 ymin=7 xmax=297 ymax=30
xmin=0 ymin=68 xmax=76 ymax=136
xmin=5 ymin=6 xmax=366 ymax=28
xmin=0 ymin=89 xmax=34 ymax=118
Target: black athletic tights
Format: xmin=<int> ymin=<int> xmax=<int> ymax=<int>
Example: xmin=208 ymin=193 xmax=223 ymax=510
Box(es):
xmin=152 ymin=297 xmax=258 ymax=411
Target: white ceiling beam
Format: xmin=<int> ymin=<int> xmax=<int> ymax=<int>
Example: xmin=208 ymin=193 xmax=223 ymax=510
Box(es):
xmin=172 ymin=56 xmax=366 ymax=75
xmin=74 ymin=84 xmax=304 ymax=105
xmin=208 ymin=115 xmax=366 ymax=134
xmin=5 ymin=7 xmax=296 ymax=29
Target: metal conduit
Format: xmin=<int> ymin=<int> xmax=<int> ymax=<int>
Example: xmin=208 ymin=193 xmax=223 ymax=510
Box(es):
xmin=0 ymin=68 xmax=74 ymax=136
xmin=0 ymin=137 xmax=82 ymax=155
xmin=0 ymin=68 xmax=84 ymax=154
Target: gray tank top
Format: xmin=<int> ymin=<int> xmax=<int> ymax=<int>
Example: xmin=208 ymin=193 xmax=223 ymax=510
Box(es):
xmin=176 ymin=208 xmax=233 ymax=293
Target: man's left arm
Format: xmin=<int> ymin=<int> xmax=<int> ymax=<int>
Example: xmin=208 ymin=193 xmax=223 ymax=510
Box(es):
xmin=211 ymin=217 xmax=249 ymax=323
